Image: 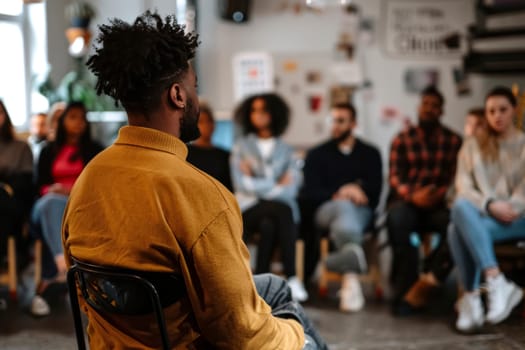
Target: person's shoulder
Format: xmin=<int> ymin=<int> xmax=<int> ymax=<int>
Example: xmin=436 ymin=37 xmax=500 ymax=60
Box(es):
xmin=307 ymin=139 xmax=335 ymax=155
xmin=275 ymin=138 xmax=294 ymax=153
xmin=184 ymin=163 xmax=237 ymax=207
xmin=514 ymin=130 xmax=525 ymax=143
xmin=214 ymin=146 xmax=231 ymax=158
xmin=12 ymin=138 xmax=31 ymax=150
xmin=393 ymin=126 xmax=415 ymax=141
xmin=39 ymin=141 xmax=55 ymax=155
xmin=355 ymin=138 xmax=380 ymax=154
xmin=440 ymin=124 xmax=462 ymax=140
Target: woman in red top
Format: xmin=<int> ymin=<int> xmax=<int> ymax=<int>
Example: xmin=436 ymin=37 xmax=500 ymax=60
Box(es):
xmin=31 ymin=101 xmax=103 ymax=316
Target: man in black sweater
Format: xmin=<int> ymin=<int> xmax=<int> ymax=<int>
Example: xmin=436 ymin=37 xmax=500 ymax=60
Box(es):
xmin=301 ymin=102 xmax=382 ymax=311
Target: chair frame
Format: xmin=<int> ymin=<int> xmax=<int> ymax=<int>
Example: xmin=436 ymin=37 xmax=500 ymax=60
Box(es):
xmin=67 ymin=258 xmax=171 ymax=350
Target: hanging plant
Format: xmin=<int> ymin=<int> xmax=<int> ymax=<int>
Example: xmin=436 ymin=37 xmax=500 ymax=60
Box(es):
xmin=65 ymin=1 xmax=96 ymax=28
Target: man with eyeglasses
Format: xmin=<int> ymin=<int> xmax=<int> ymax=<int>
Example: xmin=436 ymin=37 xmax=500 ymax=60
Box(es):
xmin=301 ymin=102 xmax=382 ymax=312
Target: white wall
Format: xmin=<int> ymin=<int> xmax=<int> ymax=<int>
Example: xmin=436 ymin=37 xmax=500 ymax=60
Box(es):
xmin=197 ymin=0 xmax=525 ymax=162
xmin=44 ymin=0 xmax=525 ymax=160
xmin=45 ymin=0 xmax=74 ymax=85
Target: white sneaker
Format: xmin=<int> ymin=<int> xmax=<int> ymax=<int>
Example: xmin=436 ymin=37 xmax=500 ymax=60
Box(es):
xmin=288 ymin=276 xmax=308 ymax=302
xmin=31 ymin=295 xmax=50 ymax=316
xmin=339 ymin=273 xmax=365 ymax=312
xmin=485 ymin=274 xmax=523 ymax=325
xmin=456 ymin=292 xmax=484 ymax=333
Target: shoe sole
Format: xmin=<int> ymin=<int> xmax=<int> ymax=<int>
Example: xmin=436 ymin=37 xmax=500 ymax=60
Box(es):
xmin=456 ymin=322 xmax=484 ymax=335
xmin=487 ymin=287 xmax=523 ymax=325
xmin=340 ymin=300 xmax=365 ymax=313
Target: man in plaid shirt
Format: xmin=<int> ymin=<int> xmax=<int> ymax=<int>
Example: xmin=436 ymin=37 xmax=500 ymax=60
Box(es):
xmin=387 ymin=86 xmax=462 ymax=315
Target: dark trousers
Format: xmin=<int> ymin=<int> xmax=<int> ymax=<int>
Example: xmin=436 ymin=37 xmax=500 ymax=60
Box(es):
xmin=298 ymin=198 xmax=324 ymax=282
xmin=0 ymin=190 xmax=28 ymax=263
xmin=387 ymin=201 xmax=453 ymax=301
xmin=243 ymin=200 xmax=297 ymax=277
xmin=255 ymin=274 xmax=328 ymax=350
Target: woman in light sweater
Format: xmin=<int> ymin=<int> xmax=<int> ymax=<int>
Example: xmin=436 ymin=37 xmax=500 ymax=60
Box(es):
xmin=231 ymin=93 xmax=308 ymax=302
xmin=448 ymin=86 xmax=525 ymax=332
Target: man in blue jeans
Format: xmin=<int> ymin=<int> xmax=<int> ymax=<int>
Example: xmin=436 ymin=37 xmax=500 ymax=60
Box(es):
xmin=302 ymin=102 xmax=382 ymax=312
xmin=255 ymin=274 xmax=326 ymax=349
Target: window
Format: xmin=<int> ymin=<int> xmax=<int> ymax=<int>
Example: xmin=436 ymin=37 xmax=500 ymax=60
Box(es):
xmin=0 ymin=0 xmax=27 ymax=127
xmin=0 ymin=1 xmax=22 ymax=16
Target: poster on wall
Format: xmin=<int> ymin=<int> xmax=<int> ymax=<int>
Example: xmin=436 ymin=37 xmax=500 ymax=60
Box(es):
xmin=232 ymin=52 xmax=274 ymax=103
xmin=383 ymin=0 xmax=470 ymax=58
xmin=404 ymin=68 xmax=439 ymax=93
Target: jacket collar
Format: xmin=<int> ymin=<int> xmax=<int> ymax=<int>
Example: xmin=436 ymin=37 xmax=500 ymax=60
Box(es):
xmin=115 ymin=126 xmax=188 ymax=160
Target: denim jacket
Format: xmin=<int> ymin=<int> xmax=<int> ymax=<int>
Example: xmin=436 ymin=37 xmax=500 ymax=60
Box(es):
xmin=230 ymin=134 xmax=302 ymax=223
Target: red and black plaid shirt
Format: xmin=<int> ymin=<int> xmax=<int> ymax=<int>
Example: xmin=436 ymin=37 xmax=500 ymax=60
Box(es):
xmin=389 ymin=124 xmax=462 ymax=200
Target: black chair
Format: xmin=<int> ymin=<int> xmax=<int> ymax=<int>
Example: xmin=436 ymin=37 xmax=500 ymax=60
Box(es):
xmin=67 ymin=257 xmax=185 ymax=350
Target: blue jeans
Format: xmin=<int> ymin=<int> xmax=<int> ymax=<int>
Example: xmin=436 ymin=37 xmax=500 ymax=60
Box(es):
xmin=254 ymin=274 xmax=328 ymax=350
xmin=31 ymin=193 xmax=68 ymax=279
xmin=315 ymin=200 xmax=372 ymax=248
xmin=447 ymin=198 xmax=525 ymax=291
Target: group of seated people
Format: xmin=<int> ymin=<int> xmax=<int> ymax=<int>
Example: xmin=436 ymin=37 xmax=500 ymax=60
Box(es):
xmin=1 ymin=82 xmax=523 ymax=334
xmin=0 ymin=99 xmax=103 ymax=316
xmin=186 ymin=85 xmax=525 ymax=334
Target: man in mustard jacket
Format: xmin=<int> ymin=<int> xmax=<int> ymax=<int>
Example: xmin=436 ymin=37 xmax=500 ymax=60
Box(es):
xmin=61 ymin=10 xmax=327 ymax=350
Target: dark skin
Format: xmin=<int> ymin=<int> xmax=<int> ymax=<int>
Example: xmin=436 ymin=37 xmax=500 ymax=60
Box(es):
xmin=239 ymin=98 xmax=292 ymax=186
xmin=407 ymin=94 xmax=447 ymax=209
xmin=127 ymin=64 xmax=199 ymax=137
xmin=193 ymin=110 xmax=214 ymax=148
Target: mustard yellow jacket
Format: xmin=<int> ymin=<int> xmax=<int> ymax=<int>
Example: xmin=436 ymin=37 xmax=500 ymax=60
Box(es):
xmin=62 ymin=126 xmax=304 ymax=349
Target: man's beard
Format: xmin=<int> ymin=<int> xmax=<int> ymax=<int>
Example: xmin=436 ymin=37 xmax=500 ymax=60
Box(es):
xmin=333 ymin=129 xmax=351 ymax=143
xmin=179 ymin=99 xmax=200 ymax=143
xmin=418 ymin=118 xmax=440 ymax=133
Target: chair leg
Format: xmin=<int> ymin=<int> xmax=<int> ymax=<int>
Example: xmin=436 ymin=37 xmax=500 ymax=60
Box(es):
xmin=318 ymin=238 xmax=329 ymax=297
xmin=7 ymin=236 xmax=17 ymax=301
xmin=34 ymin=239 xmax=42 ymax=290
xmin=295 ymin=239 xmax=304 ymax=283
xmin=67 ymin=269 xmax=87 ymax=350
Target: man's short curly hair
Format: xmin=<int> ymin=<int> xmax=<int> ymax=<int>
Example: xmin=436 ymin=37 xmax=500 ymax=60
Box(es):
xmin=234 ymin=93 xmax=290 ymax=137
xmin=86 ymin=11 xmax=199 ymax=114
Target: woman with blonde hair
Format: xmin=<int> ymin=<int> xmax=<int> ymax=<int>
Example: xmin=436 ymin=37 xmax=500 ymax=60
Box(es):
xmin=448 ymin=86 xmax=525 ymax=332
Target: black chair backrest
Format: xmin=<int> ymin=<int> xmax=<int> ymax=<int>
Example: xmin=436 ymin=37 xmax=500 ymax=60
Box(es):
xmin=67 ymin=257 xmax=185 ymax=350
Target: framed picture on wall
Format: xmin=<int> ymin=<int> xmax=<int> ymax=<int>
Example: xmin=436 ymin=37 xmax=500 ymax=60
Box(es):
xmin=404 ymin=68 xmax=439 ymax=93
xmin=383 ymin=0 xmax=470 ymax=58
xmin=232 ymin=52 xmax=274 ymax=103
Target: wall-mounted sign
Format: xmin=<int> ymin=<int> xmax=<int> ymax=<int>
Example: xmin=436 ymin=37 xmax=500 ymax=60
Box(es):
xmin=383 ymin=0 xmax=471 ymax=58
xmin=232 ymin=52 xmax=274 ymax=103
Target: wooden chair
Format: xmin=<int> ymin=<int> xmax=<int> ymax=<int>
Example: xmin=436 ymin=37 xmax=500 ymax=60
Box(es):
xmin=318 ymin=218 xmax=386 ymax=299
xmin=0 ymin=236 xmax=18 ymax=300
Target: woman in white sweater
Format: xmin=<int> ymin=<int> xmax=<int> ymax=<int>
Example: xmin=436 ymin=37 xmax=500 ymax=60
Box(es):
xmin=448 ymin=86 xmax=525 ymax=332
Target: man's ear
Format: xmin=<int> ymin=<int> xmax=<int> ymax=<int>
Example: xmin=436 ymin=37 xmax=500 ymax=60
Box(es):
xmin=168 ymin=83 xmax=186 ymax=109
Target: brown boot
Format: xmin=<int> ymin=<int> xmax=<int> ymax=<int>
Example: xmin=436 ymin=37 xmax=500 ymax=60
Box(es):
xmin=403 ymin=277 xmax=438 ymax=308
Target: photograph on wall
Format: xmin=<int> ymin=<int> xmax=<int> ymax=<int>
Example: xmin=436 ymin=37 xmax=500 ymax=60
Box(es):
xmin=404 ymin=68 xmax=439 ymax=93
xmin=232 ymin=52 xmax=274 ymax=103
xmin=307 ymin=93 xmax=324 ymax=114
xmin=452 ymin=67 xmax=471 ymax=96
xmin=306 ymin=70 xmax=322 ymax=84
xmin=330 ymin=85 xmax=354 ymax=106
xmin=383 ymin=0 xmax=470 ymax=58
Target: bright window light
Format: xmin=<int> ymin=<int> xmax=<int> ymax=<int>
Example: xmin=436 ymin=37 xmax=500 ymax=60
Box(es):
xmin=0 ymin=21 xmax=27 ymax=126
xmin=0 ymin=0 xmax=23 ymax=16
